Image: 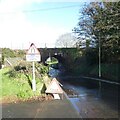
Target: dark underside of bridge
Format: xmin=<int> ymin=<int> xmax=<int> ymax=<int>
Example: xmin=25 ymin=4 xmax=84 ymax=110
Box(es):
xmin=38 ymin=48 xmax=71 ymax=64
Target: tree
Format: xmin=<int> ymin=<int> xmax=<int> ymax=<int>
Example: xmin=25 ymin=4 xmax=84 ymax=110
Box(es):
xmin=2 ymin=48 xmax=15 ymax=58
xmin=55 ymin=33 xmax=77 ymax=48
xmin=73 ymin=2 xmax=120 ymax=63
xmin=2 ymin=48 xmax=25 ymax=58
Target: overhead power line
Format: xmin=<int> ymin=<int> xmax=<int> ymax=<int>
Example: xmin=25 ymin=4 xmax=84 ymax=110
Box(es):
xmin=0 ymin=4 xmax=81 ymax=14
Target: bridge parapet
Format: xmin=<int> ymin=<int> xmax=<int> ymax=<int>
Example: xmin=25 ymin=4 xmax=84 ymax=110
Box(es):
xmin=37 ymin=48 xmax=79 ymax=66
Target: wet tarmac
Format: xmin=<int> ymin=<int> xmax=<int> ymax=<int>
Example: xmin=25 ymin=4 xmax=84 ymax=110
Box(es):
xmin=48 ymin=65 xmax=120 ymax=118
xmin=57 ymin=77 xmax=119 ymax=118
xmin=2 ymin=94 xmax=80 ymax=118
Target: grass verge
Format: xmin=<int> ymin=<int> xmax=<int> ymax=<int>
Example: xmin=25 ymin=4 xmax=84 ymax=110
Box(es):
xmin=72 ymin=63 xmax=119 ymax=82
xmin=0 ymin=62 xmax=49 ymax=103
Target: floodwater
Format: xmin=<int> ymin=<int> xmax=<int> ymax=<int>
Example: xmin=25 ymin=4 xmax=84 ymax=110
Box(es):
xmin=60 ymin=78 xmax=119 ymax=118
xmin=49 ymin=65 xmax=120 ymax=118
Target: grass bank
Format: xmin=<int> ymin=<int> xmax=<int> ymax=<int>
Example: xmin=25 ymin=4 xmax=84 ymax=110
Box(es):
xmin=0 ymin=61 xmax=50 ymax=103
xmin=71 ymin=63 xmax=119 ymax=82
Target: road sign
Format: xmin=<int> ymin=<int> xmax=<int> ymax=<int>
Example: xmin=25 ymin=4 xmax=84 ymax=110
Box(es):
xmin=26 ymin=43 xmax=41 ymax=91
xmin=45 ymin=78 xmax=64 ymax=94
xmin=26 ymin=43 xmax=41 ymax=62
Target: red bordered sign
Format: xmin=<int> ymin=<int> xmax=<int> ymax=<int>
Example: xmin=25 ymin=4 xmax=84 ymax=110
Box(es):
xmin=26 ymin=43 xmax=41 ymax=61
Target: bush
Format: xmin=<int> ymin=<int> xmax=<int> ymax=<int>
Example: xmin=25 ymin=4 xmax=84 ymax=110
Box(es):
xmin=17 ymin=90 xmax=32 ymax=99
xmin=2 ymin=61 xmax=49 ymax=101
xmin=35 ymin=63 xmax=49 ymax=75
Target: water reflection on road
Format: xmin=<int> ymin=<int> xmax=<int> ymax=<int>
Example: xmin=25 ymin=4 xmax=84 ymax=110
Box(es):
xmin=49 ymin=66 xmax=119 ymax=118
xmin=59 ymin=78 xmax=119 ymax=118
xmin=48 ymin=67 xmax=60 ymax=77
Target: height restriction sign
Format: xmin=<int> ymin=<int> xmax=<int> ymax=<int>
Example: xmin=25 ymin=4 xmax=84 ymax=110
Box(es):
xmin=26 ymin=43 xmax=41 ymax=62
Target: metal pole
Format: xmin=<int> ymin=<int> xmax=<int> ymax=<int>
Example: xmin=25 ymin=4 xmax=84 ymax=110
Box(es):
xmin=99 ymin=33 xmax=101 ymax=78
xmin=98 ymin=32 xmax=101 ymax=97
xmin=32 ymin=61 xmax=36 ymax=91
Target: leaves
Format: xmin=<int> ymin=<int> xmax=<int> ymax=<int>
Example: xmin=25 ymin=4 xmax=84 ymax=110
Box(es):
xmin=73 ymin=2 xmax=120 ymax=63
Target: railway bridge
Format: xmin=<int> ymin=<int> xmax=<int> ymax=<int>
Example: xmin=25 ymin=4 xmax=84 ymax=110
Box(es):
xmin=38 ymin=48 xmax=78 ymax=64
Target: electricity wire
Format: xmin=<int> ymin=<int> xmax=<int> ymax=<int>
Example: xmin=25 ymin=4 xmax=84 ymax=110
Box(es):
xmin=0 ymin=4 xmax=81 ymax=14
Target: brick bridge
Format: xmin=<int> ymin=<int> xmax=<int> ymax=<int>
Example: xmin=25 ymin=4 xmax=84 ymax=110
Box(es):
xmin=38 ymin=48 xmax=77 ymax=64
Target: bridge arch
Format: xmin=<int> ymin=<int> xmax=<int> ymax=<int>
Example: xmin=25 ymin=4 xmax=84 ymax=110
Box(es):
xmin=44 ymin=54 xmax=65 ymax=65
xmin=38 ymin=48 xmax=78 ymax=66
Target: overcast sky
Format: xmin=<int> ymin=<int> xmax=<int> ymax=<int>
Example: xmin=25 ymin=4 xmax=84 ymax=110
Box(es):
xmin=0 ymin=0 xmax=84 ymax=49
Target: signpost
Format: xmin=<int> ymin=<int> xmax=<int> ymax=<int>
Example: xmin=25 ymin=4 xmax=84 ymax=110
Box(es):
xmin=26 ymin=43 xmax=41 ymax=91
xmin=45 ymin=78 xmax=64 ymax=99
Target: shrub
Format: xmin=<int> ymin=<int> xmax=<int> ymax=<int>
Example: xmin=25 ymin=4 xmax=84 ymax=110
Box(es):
xmin=17 ymin=90 xmax=32 ymax=99
xmin=35 ymin=63 xmax=49 ymax=75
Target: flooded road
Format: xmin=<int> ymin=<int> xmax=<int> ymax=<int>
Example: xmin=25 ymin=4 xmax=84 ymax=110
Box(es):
xmin=59 ymin=78 xmax=119 ymax=118
xmin=49 ymin=66 xmax=119 ymax=118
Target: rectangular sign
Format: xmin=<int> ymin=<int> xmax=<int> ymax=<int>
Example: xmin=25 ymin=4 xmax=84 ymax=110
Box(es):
xmin=26 ymin=54 xmax=41 ymax=61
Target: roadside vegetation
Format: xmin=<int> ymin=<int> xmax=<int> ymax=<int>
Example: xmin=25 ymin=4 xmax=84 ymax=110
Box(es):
xmin=1 ymin=48 xmax=25 ymax=59
xmin=0 ymin=61 xmax=49 ymax=103
xmin=62 ymin=48 xmax=119 ymax=82
xmin=72 ymin=61 xmax=119 ymax=82
xmin=0 ymin=48 xmax=26 ymax=68
xmin=63 ymin=2 xmax=119 ymax=82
